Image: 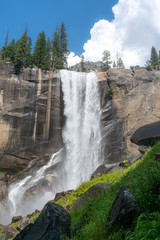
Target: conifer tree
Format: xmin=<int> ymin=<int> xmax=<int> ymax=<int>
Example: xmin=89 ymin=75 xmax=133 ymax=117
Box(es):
xmin=33 ymin=31 xmax=47 ymax=69
xmin=52 ymin=22 xmax=68 ymax=70
xmin=113 ymin=60 xmax=117 ymax=68
xmin=52 ymin=27 xmax=61 ymax=69
xmin=158 ymin=50 xmax=160 ymax=64
xmin=117 ymin=57 xmax=125 ymax=68
xmin=44 ymin=37 xmax=52 ymax=70
xmin=80 ymin=55 xmax=87 ymax=72
xmin=59 ymin=21 xmax=68 ymax=68
xmin=4 ymin=39 xmax=16 ymax=62
xmin=150 ymin=46 xmax=158 ymax=66
xmin=102 ymin=50 xmax=112 ymax=71
xmin=15 ymin=28 xmax=32 ymax=72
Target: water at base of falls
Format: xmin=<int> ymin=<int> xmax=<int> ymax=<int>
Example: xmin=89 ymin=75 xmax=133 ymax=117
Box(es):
xmin=0 ymin=70 xmax=103 ymax=225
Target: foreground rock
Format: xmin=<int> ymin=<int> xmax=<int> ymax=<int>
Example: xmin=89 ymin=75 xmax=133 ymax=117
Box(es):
xmin=13 ymin=202 xmax=71 ymax=240
xmin=70 ymin=183 xmax=110 ymax=212
xmin=131 ymin=121 xmax=160 ymax=146
xmin=107 ymin=185 xmax=138 ymax=228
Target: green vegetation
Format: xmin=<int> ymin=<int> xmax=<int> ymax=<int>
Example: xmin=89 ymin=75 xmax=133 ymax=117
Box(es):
xmin=29 ymin=211 xmax=41 ymax=221
xmin=52 ymin=21 xmax=68 ymax=70
xmin=56 ymin=141 xmax=160 ymax=239
xmin=105 ymin=88 xmax=113 ymax=100
xmin=146 ymin=46 xmax=160 ymax=70
xmin=126 ymin=212 xmax=160 ymax=240
xmin=80 ymin=55 xmax=87 ymax=72
xmin=0 ymin=22 xmax=69 ymax=72
xmin=0 ymin=230 xmax=3 ymax=236
xmin=102 ymin=50 xmax=112 ymax=71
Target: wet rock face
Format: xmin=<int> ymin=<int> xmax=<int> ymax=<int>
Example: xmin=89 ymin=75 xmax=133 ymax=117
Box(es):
xmin=0 ymin=62 xmax=63 ymax=174
xmin=23 ymin=179 xmax=52 ymax=201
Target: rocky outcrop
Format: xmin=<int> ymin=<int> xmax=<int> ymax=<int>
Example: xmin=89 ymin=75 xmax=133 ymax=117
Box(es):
xmin=107 ymin=186 xmax=139 ymax=228
xmin=70 ymin=61 xmax=104 ymax=72
xmin=131 ymin=121 xmax=160 ymax=145
xmin=0 ymin=62 xmax=63 ymax=174
xmin=13 ymin=202 xmax=71 ymax=240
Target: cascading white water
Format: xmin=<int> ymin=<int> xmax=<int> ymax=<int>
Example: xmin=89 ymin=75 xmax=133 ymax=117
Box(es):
xmin=60 ymin=70 xmax=102 ymax=189
xmin=0 ymin=70 xmax=102 ymax=225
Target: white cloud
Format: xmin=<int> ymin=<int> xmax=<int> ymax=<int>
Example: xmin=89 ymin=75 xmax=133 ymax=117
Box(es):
xmin=68 ymin=0 xmax=160 ymax=68
xmin=67 ymin=52 xmax=81 ymax=67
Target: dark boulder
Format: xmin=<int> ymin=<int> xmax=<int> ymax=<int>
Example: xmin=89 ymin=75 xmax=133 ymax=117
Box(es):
xmin=70 ymin=183 xmax=110 ymax=212
xmin=13 ymin=202 xmax=71 ymax=240
xmin=131 ymin=121 xmax=160 ymax=146
xmin=107 ymin=186 xmax=138 ymax=228
xmin=12 ymin=216 xmax=23 ymax=223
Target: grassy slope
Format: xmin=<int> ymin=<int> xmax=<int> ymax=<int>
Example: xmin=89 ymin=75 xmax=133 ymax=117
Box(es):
xmin=56 ymin=141 xmax=160 ymax=240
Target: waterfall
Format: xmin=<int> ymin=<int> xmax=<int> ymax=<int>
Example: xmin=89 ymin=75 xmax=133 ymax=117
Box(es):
xmin=1 ymin=70 xmax=102 ymax=225
xmin=60 ymin=70 xmax=102 ymax=189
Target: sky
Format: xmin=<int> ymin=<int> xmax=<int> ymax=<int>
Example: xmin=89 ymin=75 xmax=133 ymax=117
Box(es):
xmin=0 ymin=0 xmax=160 ymax=68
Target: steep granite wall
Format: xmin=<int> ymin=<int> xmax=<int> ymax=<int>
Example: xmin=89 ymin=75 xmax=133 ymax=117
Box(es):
xmin=100 ymin=68 xmax=160 ymax=164
xmin=0 ymin=62 xmax=63 ymax=174
xmin=0 ymin=64 xmax=160 ymax=175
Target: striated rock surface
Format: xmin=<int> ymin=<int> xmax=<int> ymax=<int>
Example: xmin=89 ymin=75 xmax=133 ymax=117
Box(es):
xmin=0 ymin=62 xmax=63 ymax=174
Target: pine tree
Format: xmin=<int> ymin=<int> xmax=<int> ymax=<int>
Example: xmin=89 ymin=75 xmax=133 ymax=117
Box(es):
xmin=113 ymin=60 xmax=117 ymax=68
xmin=52 ymin=22 xmax=69 ymax=70
xmin=102 ymin=50 xmax=112 ymax=71
xmin=45 ymin=37 xmax=52 ymax=70
xmin=15 ymin=28 xmax=32 ymax=72
xmin=1 ymin=39 xmax=16 ymax=63
xmin=59 ymin=21 xmax=68 ymax=68
xmin=158 ymin=50 xmax=160 ymax=64
xmin=150 ymin=46 xmax=158 ymax=66
xmin=33 ymin=31 xmax=47 ymax=69
xmin=80 ymin=55 xmax=87 ymax=72
xmin=117 ymin=57 xmax=125 ymax=68
xmin=52 ymin=27 xmax=61 ymax=69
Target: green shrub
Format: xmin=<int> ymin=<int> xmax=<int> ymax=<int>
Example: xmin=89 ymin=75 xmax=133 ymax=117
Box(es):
xmin=105 ymin=88 xmax=113 ymax=100
xmin=126 ymin=212 xmax=160 ymax=240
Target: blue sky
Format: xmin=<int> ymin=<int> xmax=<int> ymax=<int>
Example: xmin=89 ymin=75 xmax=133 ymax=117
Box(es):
xmin=1 ymin=0 xmax=160 ymax=68
xmin=0 ymin=0 xmax=117 ymax=55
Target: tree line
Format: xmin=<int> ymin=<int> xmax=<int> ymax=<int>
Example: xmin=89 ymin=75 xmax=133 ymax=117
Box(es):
xmin=0 ymin=22 xmax=68 ymax=73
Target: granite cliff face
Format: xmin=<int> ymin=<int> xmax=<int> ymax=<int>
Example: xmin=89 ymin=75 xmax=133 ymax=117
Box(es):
xmin=0 ymin=63 xmax=160 ymax=176
xmin=0 ymin=62 xmax=63 ymax=174
xmin=101 ymin=68 xmax=160 ymax=164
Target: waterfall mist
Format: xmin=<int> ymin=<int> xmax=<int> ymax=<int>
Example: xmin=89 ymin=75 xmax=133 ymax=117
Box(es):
xmin=0 ymin=70 xmax=103 ymax=225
